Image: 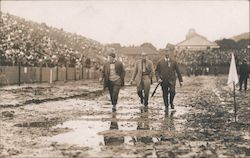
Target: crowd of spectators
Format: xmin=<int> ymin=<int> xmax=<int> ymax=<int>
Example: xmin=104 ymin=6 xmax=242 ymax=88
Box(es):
xmin=173 ymin=48 xmax=249 ymax=75
xmin=1 ymin=12 xmax=249 ymax=75
xmin=174 ymin=48 xmax=249 ymax=67
xmin=0 ymin=12 xmax=106 ymax=69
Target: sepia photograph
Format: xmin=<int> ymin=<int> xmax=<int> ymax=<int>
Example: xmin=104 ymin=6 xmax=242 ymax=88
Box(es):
xmin=0 ymin=0 xmax=249 ymax=157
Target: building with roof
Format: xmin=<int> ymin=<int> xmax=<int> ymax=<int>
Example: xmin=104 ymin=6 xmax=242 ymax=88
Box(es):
xmin=175 ymin=29 xmax=219 ymax=50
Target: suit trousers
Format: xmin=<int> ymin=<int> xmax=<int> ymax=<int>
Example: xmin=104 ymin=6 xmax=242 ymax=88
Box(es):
xmin=239 ymin=77 xmax=248 ymax=90
xmin=108 ymin=79 xmax=121 ymax=106
xmin=137 ymin=75 xmax=151 ymax=106
xmin=161 ymin=81 xmax=176 ymax=107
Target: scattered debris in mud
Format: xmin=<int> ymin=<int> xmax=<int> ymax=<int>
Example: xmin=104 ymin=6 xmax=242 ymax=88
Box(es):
xmin=0 ymin=76 xmax=249 ymax=157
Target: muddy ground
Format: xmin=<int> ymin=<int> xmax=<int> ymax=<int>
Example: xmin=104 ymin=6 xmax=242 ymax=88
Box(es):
xmin=0 ymin=76 xmax=249 ymax=158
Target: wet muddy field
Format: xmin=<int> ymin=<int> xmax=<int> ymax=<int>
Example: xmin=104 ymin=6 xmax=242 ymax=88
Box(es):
xmin=0 ymin=76 xmax=249 ymax=157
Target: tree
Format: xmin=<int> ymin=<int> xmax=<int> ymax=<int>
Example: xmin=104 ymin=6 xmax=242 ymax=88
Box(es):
xmin=237 ymin=39 xmax=250 ymax=48
xmin=215 ymin=38 xmax=238 ymax=49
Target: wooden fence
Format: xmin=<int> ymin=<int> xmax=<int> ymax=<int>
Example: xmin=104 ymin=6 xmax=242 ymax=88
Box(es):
xmin=0 ymin=66 xmax=100 ymax=85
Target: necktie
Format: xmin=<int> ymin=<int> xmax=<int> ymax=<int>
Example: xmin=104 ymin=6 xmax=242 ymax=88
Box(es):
xmin=142 ymin=60 xmax=146 ymax=73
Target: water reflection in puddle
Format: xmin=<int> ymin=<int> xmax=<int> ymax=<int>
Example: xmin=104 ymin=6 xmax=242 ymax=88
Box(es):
xmin=51 ymin=120 xmax=109 ymax=149
xmin=50 ymin=105 xmax=190 ymax=153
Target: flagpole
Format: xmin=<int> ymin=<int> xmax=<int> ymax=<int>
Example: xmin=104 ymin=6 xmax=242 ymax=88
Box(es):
xmin=233 ymin=81 xmax=237 ymax=122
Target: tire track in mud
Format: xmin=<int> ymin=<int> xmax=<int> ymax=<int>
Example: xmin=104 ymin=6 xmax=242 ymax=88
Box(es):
xmin=0 ymin=89 xmax=104 ymax=108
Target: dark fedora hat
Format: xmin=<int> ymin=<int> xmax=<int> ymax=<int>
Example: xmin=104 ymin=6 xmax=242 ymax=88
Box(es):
xmin=108 ymin=52 xmax=116 ymax=58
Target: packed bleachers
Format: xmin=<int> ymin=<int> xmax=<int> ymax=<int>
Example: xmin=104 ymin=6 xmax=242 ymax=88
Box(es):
xmin=174 ymin=48 xmax=249 ymax=67
xmin=0 ymin=12 xmax=106 ymax=69
xmin=0 ymin=12 xmax=249 ymax=76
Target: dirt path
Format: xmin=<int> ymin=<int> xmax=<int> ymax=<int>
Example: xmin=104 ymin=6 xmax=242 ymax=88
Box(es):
xmin=0 ymin=76 xmax=249 ymax=157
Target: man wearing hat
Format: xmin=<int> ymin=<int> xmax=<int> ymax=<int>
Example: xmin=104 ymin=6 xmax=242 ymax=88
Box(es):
xmin=129 ymin=52 xmax=154 ymax=108
xmin=102 ymin=51 xmax=126 ymax=112
xmin=239 ymin=59 xmax=249 ymax=91
xmin=155 ymin=48 xmax=183 ymax=111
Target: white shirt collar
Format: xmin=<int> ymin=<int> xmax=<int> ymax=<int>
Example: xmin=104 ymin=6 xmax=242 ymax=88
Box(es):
xmin=164 ymin=57 xmax=170 ymax=62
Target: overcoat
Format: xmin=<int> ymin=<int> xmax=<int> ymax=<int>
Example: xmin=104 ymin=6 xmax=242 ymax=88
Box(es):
xmin=155 ymin=58 xmax=183 ymax=85
xmin=131 ymin=59 xmax=154 ymax=88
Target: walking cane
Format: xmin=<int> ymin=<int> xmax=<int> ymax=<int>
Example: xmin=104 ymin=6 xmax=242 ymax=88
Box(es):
xmin=151 ymin=82 xmax=161 ymax=98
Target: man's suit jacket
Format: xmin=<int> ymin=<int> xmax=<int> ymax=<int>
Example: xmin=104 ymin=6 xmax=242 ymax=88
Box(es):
xmin=102 ymin=61 xmax=126 ymax=89
xmin=131 ymin=59 xmax=154 ymax=88
xmin=239 ymin=63 xmax=250 ymax=79
xmin=155 ymin=58 xmax=183 ymax=86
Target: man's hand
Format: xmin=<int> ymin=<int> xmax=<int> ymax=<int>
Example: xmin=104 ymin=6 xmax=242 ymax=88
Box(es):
xmin=99 ymin=77 xmax=103 ymax=82
xmin=158 ymin=78 xmax=162 ymax=83
xmin=179 ymin=81 xmax=183 ymax=87
xmin=129 ymin=80 xmax=133 ymax=85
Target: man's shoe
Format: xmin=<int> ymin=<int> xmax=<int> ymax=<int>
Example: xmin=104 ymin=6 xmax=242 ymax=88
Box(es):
xmin=140 ymin=98 xmax=144 ymax=104
xmin=170 ymin=108 xmax=176 ymax=112
xmin=112 ymin=105 xmax=116 ymax=112
xmin=170 ymin=104 xmax=174 ymax=109
xmin=165 ymin=104 xmax=168 ymax=112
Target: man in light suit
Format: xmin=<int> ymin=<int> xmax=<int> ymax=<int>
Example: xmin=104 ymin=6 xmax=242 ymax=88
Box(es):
xmin=130 ymin=52 xmax=154 ymax=107
xmin=155 ymin=49 xmax=183 ymax=111
xmin=102 ymin=52 xmax=126 ymax=112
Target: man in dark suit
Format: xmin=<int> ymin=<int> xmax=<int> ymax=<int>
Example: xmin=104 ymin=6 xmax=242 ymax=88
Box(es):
xmin=239 ymin=59 xmax=249 ymax=91
xmin=102 ymin=52 xmax=126 ymax=112
xmin=155 ymin=49 xmax=183 ymax=111
xmin=129 ymin=52 xmax=154 ymax=108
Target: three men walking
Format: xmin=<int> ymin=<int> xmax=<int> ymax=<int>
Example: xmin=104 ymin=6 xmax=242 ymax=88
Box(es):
xmin=102 ymin=49 xmax=183 ymax=112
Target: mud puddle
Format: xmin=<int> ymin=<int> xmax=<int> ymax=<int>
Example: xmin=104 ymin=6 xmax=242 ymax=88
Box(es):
xmin=49 ymin=104 xmax=190 ymax=157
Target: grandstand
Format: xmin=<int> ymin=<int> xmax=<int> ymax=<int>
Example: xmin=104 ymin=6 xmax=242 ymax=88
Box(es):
xmin=0 ymin=12 xmax=249 ymax=76
xmin=0 ymin=12 xmax=108 ymax=67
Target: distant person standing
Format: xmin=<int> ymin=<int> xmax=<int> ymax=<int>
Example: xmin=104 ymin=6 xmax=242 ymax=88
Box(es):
xmin=129 ymin=52 xmax=154 ymax=108
xmin=239 ymin=59 xmax=249 ymax=91
xmin=102 ymin=52 xmax=126 ymax=112
xmin=155 ymin=49 xmax=183 ymax=111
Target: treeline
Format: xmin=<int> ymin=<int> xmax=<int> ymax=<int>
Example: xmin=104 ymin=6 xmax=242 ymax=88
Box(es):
xmin=215 ymin=38 xmax=250 ymax=49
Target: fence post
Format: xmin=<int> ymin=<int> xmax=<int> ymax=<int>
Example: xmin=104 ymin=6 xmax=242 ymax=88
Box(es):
xmin=49 ymin=67 xmax=53 ymax=84
xmin=56 ymin=65 xmax=58 ymax=81
xmin=87 ymin=68 xmax=89 ymax=79
xmin=66 ymin=63 xmax=68 ymax=82
xmin=40 ymin=66 xmax=42 ymax=83
xmin=18 ymin=62 xmax=21 ymax=86
xmin=74 ymin=66 xmax=76 ymax=81
xmin=82 ymin=64 xmax=84 ymax=80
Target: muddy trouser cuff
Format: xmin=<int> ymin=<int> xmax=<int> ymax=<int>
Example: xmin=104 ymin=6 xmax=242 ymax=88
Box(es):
xmin=141 ymin=76 xmax=151 ymax=106
xmin=137 ymin=91 xmax=144 ymax=103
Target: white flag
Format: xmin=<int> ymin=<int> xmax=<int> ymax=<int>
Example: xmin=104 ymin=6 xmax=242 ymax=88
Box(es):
xmin=227 ymin=53 xmax=239 ymax=85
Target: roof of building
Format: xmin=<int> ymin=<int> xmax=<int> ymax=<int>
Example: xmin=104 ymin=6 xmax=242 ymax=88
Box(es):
xmin=176 ymin=30 xmax=219 ymax=47
xmin=118 ymin=46 xmax=159 ymax=56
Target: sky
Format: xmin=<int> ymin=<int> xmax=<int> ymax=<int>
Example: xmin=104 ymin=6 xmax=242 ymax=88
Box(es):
xmin=1 ymin=0 xmax=249 ymax=49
